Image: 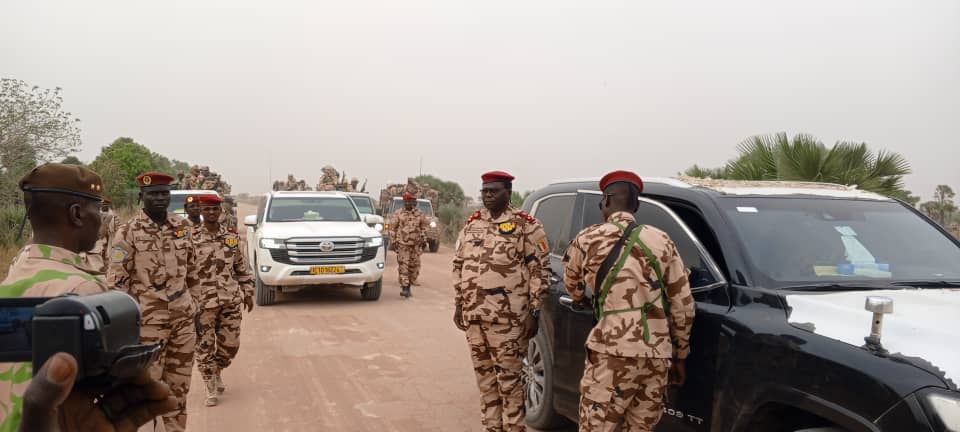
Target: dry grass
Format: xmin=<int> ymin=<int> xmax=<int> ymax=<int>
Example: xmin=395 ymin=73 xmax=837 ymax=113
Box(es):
xmin=0 ymin=244 xmax=19 ymax=281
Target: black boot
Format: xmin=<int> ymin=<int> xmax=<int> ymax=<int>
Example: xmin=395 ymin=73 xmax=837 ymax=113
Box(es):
xmin=401 ymin=286 xmax=410 ymax=298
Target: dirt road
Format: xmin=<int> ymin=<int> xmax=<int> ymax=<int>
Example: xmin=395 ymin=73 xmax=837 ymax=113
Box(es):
xmin=184 ymin=246 xmax=492 ymax=431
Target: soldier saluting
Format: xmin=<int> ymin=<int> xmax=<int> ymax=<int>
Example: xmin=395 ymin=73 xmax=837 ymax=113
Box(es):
xmin=107 ymin=172 xmax=201 ymax=432
xmin=563 ymin=171 xmax=695 ymax=432
xmin=452 ymin=170 xmax=551 ymax=432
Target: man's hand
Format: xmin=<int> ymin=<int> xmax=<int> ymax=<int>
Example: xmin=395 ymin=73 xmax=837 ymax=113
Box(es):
xmin=243 ymin=295 xmax=254 ymax=313
xmin=20 ymin=352 xmax=178 ymax=432
xmin=453 ymin=305 xmax=468 ymax=331
xmin=523 ymin=311 xmax=539 ymax=339
xmin=669 ymin=359 xmax=687 ymax=387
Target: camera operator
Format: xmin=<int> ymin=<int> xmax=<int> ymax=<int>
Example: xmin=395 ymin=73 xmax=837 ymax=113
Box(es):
xmin=0 ymin=163 xmax=174 ymax=431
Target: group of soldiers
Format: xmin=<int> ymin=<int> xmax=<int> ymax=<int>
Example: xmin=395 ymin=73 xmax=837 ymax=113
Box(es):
xmin=448 ymin=170 xmax=695 ymax=432
xmin=0 ymin=164 xmax=254 ymax=432
xmin=178 ymin=165 xmax=232 ymax=195
xmin=271 ymin=166 xmax=367 ymax=192
xmin=379 ymin=178 xmax=440 ymax=213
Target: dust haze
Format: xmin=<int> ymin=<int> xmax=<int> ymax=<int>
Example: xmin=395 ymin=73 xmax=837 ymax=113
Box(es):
xmin=3 ymin=0 xmax=958 ymax=198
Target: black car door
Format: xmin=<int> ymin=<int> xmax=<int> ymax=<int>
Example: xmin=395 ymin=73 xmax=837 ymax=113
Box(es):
xmin=556 ymin=191 xmax=728 ymax=431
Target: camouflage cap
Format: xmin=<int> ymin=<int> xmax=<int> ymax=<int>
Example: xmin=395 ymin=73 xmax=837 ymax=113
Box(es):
xmin=19 ymin=163 xmax=104 ymax=202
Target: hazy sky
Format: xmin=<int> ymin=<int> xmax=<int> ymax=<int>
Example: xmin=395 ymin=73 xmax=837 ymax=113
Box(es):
xmin=4 ymin=0 xmax=958 ymax=200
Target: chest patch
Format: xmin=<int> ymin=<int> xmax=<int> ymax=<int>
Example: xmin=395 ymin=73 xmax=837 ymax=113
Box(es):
xmin=174 ymin=229 xmax=188 ymax=239
xmin=498 ymin=221 xmax=517 ymax=235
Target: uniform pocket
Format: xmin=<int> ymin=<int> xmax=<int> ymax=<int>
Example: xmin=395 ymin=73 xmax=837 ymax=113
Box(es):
xmin=580 ymin=350 xmax=616 ymax=404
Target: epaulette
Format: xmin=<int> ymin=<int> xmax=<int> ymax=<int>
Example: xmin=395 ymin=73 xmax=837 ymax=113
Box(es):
xmin=227 ymin=226 xmax=238 ymax=234
xmin=466 ymin=210 xmax=482 ymax=223
xmin=516 ymin=210 xmax=536 ymax=223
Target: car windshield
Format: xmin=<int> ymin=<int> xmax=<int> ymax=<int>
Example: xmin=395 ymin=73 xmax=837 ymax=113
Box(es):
xmin=350 ymin=196 xmax=375 ymax=214
xmin=390 ymin=200 xmax=434 ymax=216
xmin=719 ymin=197 xmax=960 ymax=288
xmin=267 ymin=197 xmax=359 ymax=222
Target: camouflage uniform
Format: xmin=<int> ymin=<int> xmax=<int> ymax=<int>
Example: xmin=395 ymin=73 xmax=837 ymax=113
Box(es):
xmin=563 ymin=211 xmax=695 ymax=432
xmin=452 ymin=207 xmax=551 ymax=432
xmin=192 ymin=224 xmax=253 ymax=403
xmin=85 ymin=210 xmax=119 ymax=273
xmin=0 ymin=245 xmax=109 ymax=431
xmin=107 ymin=210 xmax=201 ymax=432
xmin=389 ymin=207 xmax=428 ymax=288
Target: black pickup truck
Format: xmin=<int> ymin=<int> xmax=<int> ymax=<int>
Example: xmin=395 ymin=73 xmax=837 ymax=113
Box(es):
xmin=521 ymin=177 xmax=960 ymax=432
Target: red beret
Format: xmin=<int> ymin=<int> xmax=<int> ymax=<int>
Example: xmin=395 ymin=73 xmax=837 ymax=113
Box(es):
xmin=197 ymin=194 xmax=223 ymax=205
xmin=599 ymin=170 xmax=643 ymax=193
xmin=402 ymin=193 xmax=416 ymax=200
xmin=136 ymin=172 xmax=175 ymax=188
xmin=481 ymin=170 xmax=515 ymax=184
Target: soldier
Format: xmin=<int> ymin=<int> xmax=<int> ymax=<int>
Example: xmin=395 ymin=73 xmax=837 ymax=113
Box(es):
xmin=192 ymin=194 xmax=254 ymax=407
xmin=107 ymin=171 xmax=202 ymax=432
xmin=563 ymin=171 xmax=695 ymax=432
xmin=0 ymin=163 xmax=109 ymax=427
xmin=452 ymin=170 xmax=551 ymax=432
xmin=184 ymin=195 xmax=202 ymax=226
xmin=221 ymin=195 xmax=238 ymax=229
xmin=85 ymin=197 xmax=118 ymax=273
xmin=389 ymin=193 xmax=428 ymax=298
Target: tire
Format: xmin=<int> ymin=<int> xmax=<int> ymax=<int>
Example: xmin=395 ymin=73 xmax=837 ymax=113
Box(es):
xmin=525 ymin=329 xmax=568 ymax=429
xmin=361 ymin=278 xmax=382 ymax=301
xmin=429 ymin=240 xmax=440 ymax=253
xmin=255 ymin=275 xmax=276 ymax=306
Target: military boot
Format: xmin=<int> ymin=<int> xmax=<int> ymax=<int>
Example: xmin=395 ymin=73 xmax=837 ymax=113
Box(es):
xmin=401 ymin=286 xmax=410 ymax=298
xmin=216 ymin=373 xmax=225 ymax=395
xmin=203 ymin=377 xmax=218 ymax=407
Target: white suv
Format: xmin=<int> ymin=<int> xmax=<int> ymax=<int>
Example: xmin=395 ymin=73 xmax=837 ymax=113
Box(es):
xmin=244 ymin=191 xmax=385 ymax=305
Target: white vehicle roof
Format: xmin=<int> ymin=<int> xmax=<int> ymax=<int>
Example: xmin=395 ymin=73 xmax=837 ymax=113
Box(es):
xmin=270 ymin=191 xmax=350 ymax=198
xmin=552 ymin=176 xmax=891 ymax=201
xmin=170 ymin=189 xmax=223 ymax=197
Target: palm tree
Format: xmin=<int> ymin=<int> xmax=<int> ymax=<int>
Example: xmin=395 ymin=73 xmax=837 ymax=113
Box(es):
xmin=684 ymin=133 xmax=912 ymax=197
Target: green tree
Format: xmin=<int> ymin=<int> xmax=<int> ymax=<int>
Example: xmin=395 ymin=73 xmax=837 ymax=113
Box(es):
xmin=684 ymin=133 xmax=912 ymax=197
xmin=90 ymin=137 xmax=180 ymax=206
xmin=1 ymin=79 xmax=82 ymax=205
xmin=920 ymin=185 xmax=956 ymax=226
xmin=510 ymin=190 xmax=531 ymax=208
xmin=414 ymin=175 xmax=466 ymax=207
xmin=61 ymin=155 xmax=83 ymax=165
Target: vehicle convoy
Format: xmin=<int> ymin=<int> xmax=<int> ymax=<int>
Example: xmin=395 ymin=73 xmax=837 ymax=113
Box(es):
xmin=384 ymin=197 xmax=441 ymax=253
xmin=522 ymin=177 xmax=960 ymax=432
xmin=243 ymin=191 xmax=385 ymax=305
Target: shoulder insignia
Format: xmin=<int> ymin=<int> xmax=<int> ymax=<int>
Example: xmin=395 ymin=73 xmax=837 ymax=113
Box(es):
xmin=536 ymin=238 xmax=549 ymax=254
xmin=466 ymin=210 xmax=482 ymax=223
xmin=224 ymin=235 xmax=239 ymax=248
xmin=110 ymin=246 xmax=127 ymax=263
xmin=516 ymin=210 xmax=536 ymax=223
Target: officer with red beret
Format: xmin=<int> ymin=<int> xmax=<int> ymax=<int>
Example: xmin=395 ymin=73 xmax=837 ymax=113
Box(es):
xmin=452 ymin=170 xmax=551 ymax=431
xmin=562 ymin=170 xmax=696 ymax=431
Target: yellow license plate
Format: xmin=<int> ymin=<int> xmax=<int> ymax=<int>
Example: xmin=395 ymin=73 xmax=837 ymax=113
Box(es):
xmin=310 ymin=265 xmax=345 ymax=275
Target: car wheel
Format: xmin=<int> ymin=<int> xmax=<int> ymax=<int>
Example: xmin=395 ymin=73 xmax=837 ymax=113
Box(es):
xmin=255 ymin=274 xmax=276 ymax=306
xmin=524 ymin=330 xmax=567 ymax=429
xmin=361 ymin=278 xmax=382 ymax=301
xmin=429 ymin=240 xmax=440 ymax=253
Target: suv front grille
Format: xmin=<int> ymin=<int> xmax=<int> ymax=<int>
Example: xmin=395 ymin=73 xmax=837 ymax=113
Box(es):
xmin=268 ymin=237 xmax=378 ymax=265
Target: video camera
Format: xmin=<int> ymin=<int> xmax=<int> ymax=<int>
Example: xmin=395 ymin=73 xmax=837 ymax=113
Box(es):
xmin=0 ymin=291 xmax=160 ymax=388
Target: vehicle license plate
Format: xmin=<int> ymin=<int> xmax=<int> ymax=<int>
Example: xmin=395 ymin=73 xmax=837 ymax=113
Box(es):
xmin=310 ymin=265 xmax=345 ymax=275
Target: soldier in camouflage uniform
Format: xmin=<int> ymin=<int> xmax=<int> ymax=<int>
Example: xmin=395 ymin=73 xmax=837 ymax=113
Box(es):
xmin=0 ymin=163 xmax=110 ymax=430
xmin=185 ymin=195 xmax=202 ymax=226
xmin=452 ymin=171 xmax=551 ymax=432
xmin=563 ymin=171 xmax=695 ymax=432
xmin=85 ymin=197 xmax=119 ymax=273
xmin=107 ymin=171 xmax=202 ymax=432
xmin=191 ymin=194 xmax=255 ymax=407
xmin=389 ymin=193 xmax=428 ymax=298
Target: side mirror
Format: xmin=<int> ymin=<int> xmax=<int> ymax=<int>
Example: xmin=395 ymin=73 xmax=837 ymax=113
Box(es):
xmin=243 ymin=215 xmax=257 ymax=227
xmin=362 ymin=214 xmax=375 ymax=224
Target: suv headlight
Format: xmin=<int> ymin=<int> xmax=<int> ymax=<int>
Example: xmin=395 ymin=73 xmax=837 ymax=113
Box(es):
xmin=429 ymin=221 xmax=437 ymax=228
xmin=923 ymin=389 xmax=960 ymax=431
xmin=374 ymin=223 xmax=384 ymax=232
xmin=365 ymin=237 xmax=383 ymax=248
xmin=259 ymin=238 xmax=286 ymax=249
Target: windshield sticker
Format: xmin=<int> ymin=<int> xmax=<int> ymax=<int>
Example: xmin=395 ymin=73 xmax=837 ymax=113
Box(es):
xmin=834 ymin=226 xmax=858 ymax=236
xmin=840 ymin=236 xmax=876 ymax=264
xmin=736 ymin=206 xmax=758 ymax=213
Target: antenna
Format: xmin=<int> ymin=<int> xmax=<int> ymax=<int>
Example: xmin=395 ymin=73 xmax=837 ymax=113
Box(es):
xmin=419 ymin=156 xmax=423 ymax=176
